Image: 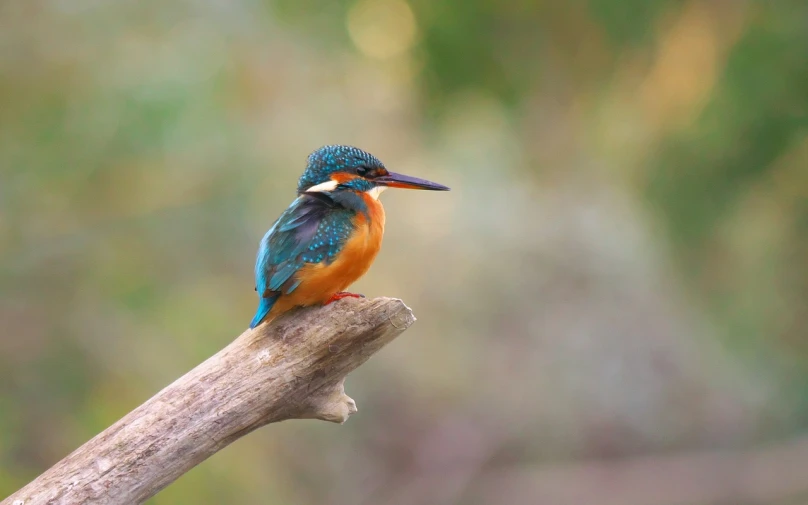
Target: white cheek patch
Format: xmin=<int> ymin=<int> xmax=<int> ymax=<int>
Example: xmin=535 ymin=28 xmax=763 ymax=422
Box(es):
xmin=367 ymin=186 xmax=387 ymax=200
xmin=305 ymin=179 xmax=339 ymax=193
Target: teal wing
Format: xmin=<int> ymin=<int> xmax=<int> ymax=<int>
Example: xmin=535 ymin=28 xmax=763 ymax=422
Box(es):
xmin=250 ymin=194 xmax=354 ymax=328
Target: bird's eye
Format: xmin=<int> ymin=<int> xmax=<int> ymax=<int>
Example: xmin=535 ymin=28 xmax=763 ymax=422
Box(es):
xmin=356 ymin=166 xmax=370 ymax=177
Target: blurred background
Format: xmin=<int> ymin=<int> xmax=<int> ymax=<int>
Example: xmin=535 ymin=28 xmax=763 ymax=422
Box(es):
xmin=2 ymin=0 xmax=808 ymax=503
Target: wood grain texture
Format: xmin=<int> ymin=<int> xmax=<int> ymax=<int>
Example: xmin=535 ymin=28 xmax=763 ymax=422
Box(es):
xmin=3 ymin=297 xmax=415 ymax=505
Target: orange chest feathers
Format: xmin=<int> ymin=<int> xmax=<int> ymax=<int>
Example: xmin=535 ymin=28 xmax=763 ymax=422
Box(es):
xmin=335 ymin=194 xmax=385 ymax=285
xmin=282 ymin=196 xmax=385 ymax=307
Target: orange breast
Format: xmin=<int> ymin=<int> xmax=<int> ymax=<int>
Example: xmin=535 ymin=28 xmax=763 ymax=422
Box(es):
xmin=268 ymin=196 xmax=385 ymax=318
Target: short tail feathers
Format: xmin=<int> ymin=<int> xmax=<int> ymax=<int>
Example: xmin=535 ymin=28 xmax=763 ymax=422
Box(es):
xmin=249 ymin=296 xmax=277 ymax=329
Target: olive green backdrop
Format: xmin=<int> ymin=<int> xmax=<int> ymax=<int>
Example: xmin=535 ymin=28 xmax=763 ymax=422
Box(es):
xmin=2 ymin=1 xmax=807 ymax=503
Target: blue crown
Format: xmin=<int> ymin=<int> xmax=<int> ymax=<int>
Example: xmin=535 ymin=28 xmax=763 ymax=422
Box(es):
xmin=297 ymin=145 xmax=385 ymax=192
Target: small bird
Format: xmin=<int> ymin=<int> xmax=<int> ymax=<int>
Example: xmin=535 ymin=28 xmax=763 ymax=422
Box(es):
xmin=250 ymin=145 xmax=450 ymax=329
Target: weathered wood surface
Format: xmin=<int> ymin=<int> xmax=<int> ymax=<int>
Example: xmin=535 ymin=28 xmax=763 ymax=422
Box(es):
xmin=3 ymin=297 xmax=414 ymax=505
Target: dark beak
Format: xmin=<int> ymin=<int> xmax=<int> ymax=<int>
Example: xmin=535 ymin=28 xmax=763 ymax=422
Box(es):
xmin=375 ymin=171 xmax=450 ymax=191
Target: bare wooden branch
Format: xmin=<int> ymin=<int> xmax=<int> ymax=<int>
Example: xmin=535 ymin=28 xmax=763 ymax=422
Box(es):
xmin=3 ymin=297 xmax=415 ymax=505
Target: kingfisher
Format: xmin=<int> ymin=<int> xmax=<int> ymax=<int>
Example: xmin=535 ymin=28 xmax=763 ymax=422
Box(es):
xmin=249 ymin=145 xmax=450 ymax=329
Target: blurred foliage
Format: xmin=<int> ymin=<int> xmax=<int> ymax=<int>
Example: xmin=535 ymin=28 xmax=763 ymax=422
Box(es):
xmin=644 ymin=2 xmax=808 ymax=392
xmin=2 ymin=0 xmax=808 ymax=503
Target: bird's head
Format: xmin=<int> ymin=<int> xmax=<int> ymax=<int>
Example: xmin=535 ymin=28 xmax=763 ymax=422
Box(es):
xmin=297 ymin=145 xmax=449 ymax=199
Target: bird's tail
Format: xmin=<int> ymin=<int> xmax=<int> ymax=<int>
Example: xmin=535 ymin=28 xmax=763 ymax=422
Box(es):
xmin=249 ymin=296 xmax=277 ymax=329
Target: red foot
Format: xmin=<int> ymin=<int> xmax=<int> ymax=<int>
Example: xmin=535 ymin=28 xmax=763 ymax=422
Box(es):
xmin=325 ymin=291 xmax=365 ymax=305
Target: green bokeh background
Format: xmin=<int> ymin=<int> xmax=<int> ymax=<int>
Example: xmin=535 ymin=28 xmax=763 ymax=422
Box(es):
xmin=2 ymin=0 xmax=807 ymax=503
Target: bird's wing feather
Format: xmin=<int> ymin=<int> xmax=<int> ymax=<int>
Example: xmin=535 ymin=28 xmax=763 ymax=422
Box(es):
xmin=255 ymin=194 xmax=354 ymax=298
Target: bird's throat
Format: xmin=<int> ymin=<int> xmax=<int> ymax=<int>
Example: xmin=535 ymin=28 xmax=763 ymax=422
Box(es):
xmin=366 ymin=185 xmax=387 ymax=200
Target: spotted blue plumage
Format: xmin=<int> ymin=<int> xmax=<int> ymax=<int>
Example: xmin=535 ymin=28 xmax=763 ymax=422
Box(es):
xmin=251 ymin=145 xmax=387 ymax=328
xmin=297 ymin=145 xmax=384 ymax=192
xmin=250 ymin=193 xmax=357 ymax=328
xmin=249 ymin=144 xmax=450 ymax=329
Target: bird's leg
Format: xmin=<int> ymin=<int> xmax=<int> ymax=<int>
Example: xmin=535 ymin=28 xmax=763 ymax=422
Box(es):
xmin=325 ymin=292 xmax=365 ymax=304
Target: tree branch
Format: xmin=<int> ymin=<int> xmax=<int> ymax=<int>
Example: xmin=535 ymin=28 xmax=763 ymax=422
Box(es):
xmin=3 ymin=297 xmax=415 ymax=505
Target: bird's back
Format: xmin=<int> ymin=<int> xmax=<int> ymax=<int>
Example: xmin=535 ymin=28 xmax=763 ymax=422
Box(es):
xmin=270 ymin=193 xmax=385 ymax=317
xmin=251 ymin=192 xmax=385 ymax=327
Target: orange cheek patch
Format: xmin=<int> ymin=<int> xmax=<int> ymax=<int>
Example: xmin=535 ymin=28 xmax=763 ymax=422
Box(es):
xmin=331 ymin=173 xmax=358 ymax=184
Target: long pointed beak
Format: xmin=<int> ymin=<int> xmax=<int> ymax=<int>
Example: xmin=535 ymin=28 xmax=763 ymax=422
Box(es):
xmin=375 ymin=171 xmax=450 ymax=191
